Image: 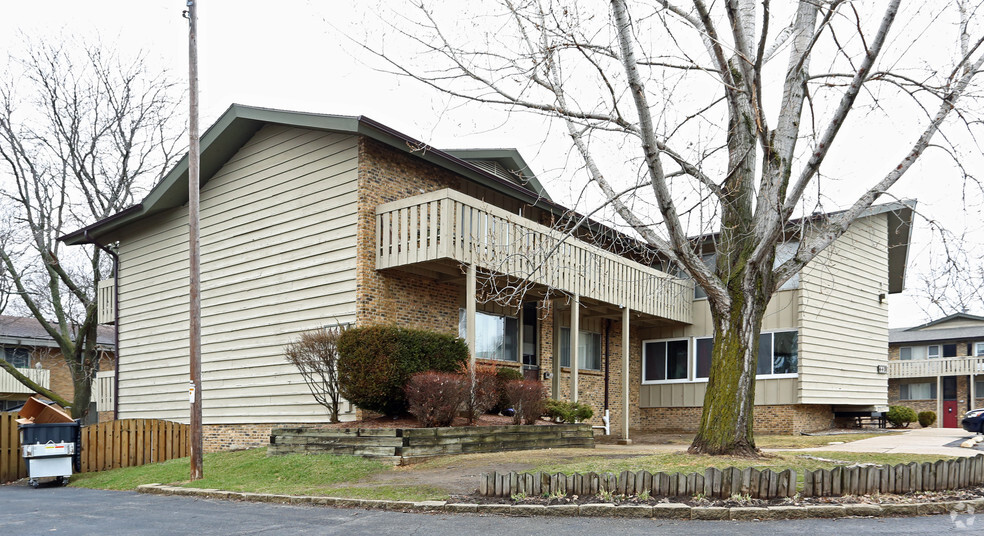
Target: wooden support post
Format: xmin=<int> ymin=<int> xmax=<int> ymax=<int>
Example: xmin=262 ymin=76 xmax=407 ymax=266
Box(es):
xmin=552 ymin=299 xmax=561 ymax=398
xmin=570 ymin=293 xmax=579 ymax=402
xmin=620 ymin=306 xmax=631 ymax=444
xmin=466 ymin=263 xmax=476 ymax=366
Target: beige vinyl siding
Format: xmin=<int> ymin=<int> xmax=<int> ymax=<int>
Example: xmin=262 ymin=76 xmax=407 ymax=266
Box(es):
xmin=638 ymin=290 xmax=799 ymax=407
xmin=798 ymin=214 xmax=889 ymax=405
xmin=116 ymin=126 xmax=359 ymax=424
xmin=639 ymin=378 xmax=797 ymax=407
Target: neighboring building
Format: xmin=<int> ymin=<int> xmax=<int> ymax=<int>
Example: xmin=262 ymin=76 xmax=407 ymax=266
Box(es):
xmin=62 ymin=105 xmax=915 ymax=451
xmin=0 ymin=315 xmax=115 ymax=420
xmin=887 ymin=313 xmax=984 ymax=427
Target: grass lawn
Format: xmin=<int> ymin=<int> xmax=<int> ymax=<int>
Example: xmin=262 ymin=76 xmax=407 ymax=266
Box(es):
xmin=70 ymin=447 xmax=399 ymax=496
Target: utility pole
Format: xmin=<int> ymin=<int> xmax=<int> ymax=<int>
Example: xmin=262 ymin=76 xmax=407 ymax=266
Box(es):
xmin=186 ymin=0 xmax=203 ymax=481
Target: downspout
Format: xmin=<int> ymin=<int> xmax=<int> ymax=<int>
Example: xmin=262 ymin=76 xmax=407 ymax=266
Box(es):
xmin=85 ymin=230 xmax=120 ymax=421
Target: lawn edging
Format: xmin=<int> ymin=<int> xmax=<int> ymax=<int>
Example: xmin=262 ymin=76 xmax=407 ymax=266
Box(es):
xmin=135 ymin=483 xmax=984 ymax=520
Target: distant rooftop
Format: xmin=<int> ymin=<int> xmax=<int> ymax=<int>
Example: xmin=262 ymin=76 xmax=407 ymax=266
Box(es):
xmin=0 ymin=315 xmax=114 ymax=349
xmin=889 ymin=313 xmax=984 ymax=344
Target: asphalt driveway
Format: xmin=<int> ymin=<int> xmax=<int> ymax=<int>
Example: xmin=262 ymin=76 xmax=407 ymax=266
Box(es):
xmin=0 ymin=485 xmax=972 ymax=536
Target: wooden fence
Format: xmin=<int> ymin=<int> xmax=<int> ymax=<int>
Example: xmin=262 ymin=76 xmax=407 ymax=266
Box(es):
xmin=481 ymin=454 xmax=984 ymax=499
xmin=1 ymin=414 xmax=189 ymax=483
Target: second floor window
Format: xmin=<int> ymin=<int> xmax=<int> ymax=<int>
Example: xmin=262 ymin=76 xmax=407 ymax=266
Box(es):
xmin=1 ymin=347 xmax=30 ymax=368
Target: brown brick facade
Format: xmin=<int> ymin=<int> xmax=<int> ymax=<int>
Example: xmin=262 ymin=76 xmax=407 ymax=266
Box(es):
xmin=639 ymin=404 xmax=833 ymax=434
xmin=887 ymin=340 xmax=984 ymax=427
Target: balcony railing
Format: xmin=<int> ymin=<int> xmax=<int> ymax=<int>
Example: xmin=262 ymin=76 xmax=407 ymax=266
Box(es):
xmin=888 ymin=356 xmax=984 ymax=378
xmin=0 ymin=367 xmax=50 ymax=395
xmin=376 ymin=189 xmax=693 ymax=323
xmin=94 ymin=370 xmax=115 ymax=412
xmin=97 ymin=279 xmax=115 ymax=324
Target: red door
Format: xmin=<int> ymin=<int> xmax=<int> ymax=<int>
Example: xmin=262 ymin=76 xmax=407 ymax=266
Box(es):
xmin=944 ymin=401 xmax=959 ymax=428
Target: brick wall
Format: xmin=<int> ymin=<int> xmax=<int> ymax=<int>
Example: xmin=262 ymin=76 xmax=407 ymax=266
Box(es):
xmin=30 ymin=347 xmax=114 ymax=420
xmin=638 ymin=404 xmax=833 ymax=434
xmin=889 ymin=375 xmax=984 ymax=427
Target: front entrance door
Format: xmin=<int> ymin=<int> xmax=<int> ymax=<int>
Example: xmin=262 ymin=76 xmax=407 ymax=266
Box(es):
xmin=943 ymin=376 xmax=959 ymax=428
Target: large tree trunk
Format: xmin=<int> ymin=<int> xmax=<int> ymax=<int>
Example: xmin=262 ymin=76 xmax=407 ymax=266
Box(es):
xmin=689 ymin=280 xmax=769 ymax=456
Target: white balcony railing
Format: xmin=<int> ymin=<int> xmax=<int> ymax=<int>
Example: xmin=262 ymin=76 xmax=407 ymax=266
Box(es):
xmin=376 ymin=189 xmax=693 ymax=323
xmin=0 ymin=367 xmax=50 ymax=395
xmin=97 ymin=279 xmax=115 ymax=324
xmin=94 ymin=371 xmax=115 ymax=412
xmin=888 ymin=356 xmax=984 ymax=378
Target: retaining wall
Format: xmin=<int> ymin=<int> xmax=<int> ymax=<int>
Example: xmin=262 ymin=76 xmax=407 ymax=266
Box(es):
xmin=269 ymin=424 xmax=594 ymax=461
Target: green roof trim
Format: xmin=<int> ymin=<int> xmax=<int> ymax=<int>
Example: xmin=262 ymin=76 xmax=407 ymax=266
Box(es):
xmin=61 ymin=104 xmax=555 ymax=245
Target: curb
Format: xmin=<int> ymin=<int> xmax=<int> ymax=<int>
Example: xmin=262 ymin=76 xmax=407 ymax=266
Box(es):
xmin=135 ymin=484 xmax=984 ymax=520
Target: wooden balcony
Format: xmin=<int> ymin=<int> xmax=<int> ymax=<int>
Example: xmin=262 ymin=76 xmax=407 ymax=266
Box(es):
xmin=888 ymin=357 xmax=984 ymax=378
xmin=94 ymin=371 xmax=115 ymax=412
xmin=376 ymin=189 xmax=693 ymax=324
xmin=97 ymin=279 xmax=115 ymax=324
xmin=0 ymin=367 xmax=50 ymax=395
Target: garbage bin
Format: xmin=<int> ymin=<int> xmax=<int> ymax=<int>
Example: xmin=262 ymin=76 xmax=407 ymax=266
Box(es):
xmin=19 ymin=420 xmax=81 ymax=488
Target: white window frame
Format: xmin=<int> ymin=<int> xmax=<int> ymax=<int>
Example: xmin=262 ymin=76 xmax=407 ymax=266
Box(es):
xmin=642 ymin=338 xmax=691 ymax=385
xmin=458 ymin=309 xmax=519 ymax=362
xmin=559 ymin=327 xmax=602 ymax=371
xmin=928 ymin=345 xmax=941 ymax=359
xmin=974 ymin=342 xmax=984 ymax=357
xmin=692 ymin=336 xmax=714 ymax=383
xmin=756 ymin=330 xmax=799 ymax=379
xmin=900 ymin=381 xmax=936 ymax=401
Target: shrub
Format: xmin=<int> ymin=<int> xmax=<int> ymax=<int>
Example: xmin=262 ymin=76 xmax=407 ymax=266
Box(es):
xmin=503 ymin=380 xmax=547 ymax=425
xmin=337 ymin=325 xmax=468 ymax=416
xmin=887 ymin=405 xmax=918 ymax=428
xmin=492 ymin=367 xmax=525 ymax=414
xmin=918 ymin=410 xmax=937 ymax=428
xmin=544 ymin=399 xmax=594 ymax=423
xmin=283 ymin=324 xmax=349 ymax=422
xmin=459 ymin=362 xmax=500 ymax=423
xmin=404 ymin=371 xmax=469 ymax=427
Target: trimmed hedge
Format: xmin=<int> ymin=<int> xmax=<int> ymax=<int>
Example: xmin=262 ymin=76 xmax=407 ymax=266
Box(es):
xmin=918 ymin=410 xmax=937 ymax=428
xmin=337 ymin=325 xmax=468 ymax=416
xmin=887 ymin=405 xmax=918 ymax=428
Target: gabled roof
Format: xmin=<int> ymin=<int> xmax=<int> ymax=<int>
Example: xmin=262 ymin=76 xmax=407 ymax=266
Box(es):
xmin=61 ymin=104 xmax=556 ymax=246
xmin=889 ymin=313 xmax=984 ymax=344
xmin=0 ymin=315 xmax=114 ymax=349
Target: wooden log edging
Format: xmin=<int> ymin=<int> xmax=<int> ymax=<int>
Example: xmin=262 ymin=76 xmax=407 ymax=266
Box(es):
xmin=480 ymin=468 xmax=796 ymax=500
xmin=268 ymin=424 xmax=594 ymax=461
xmin=137 ymin=483 xmax=984 ymax=520
xmin=481 ymin=454 xmax=984 ymax=499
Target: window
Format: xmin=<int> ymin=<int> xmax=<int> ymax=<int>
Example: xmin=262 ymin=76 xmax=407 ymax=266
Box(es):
xmin=694 ymin=337 xmax=713 ymax=379
xmin=900 ymin=382 xmax=936 ymax=400
xmin=458 ymin=310 xmax=518 ymax=362
xmin=559 ymin=328 xmax=601 ymax=371
xmin=975 ymin=343 xmax=984 ymax=357
xmin=943 ymin=344 xmax=958 ymax=358
xmin=1 ymin=347 xmax=29 ymax=368
xmin=928 ymin=345 xmax=941 ymax=359
xmin=643 ymin=339 xmax=689 ymax=382
xmin=976 ymin=380 xmax=984 ymax=397
xmin=757 ymin=331 xmax=798 ymax=376
xmin=899 ymin=347 xmax=912 ymax=360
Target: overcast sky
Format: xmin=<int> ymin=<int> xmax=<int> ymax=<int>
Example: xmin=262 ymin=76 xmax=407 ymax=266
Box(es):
xmin=2 ymin=1 xmax=980 ymax=328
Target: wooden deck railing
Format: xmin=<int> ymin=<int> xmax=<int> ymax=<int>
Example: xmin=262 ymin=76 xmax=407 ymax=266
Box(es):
xmin=888 ymin=356 xmax=984 ymax=378
xmin=0 ymin=368 xmax=49 ymax=395
xmin=376 ymin=189 xmax=693 ymax=323
xmin=97 ymin=279 xmax=115 ymax=324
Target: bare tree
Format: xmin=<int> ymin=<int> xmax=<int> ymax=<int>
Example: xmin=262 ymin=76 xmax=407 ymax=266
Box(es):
xmin=284 ymin=324 xmax=350 ymax=422
xmin=0 ymin=38 xmax=183 ymax=418
xmin=359 ymin=1 xmax=984 ymax=454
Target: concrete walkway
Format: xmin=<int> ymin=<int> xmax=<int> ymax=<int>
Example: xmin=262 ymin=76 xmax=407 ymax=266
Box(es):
xmin=790 ymin=427 xmax=982 ymax=457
